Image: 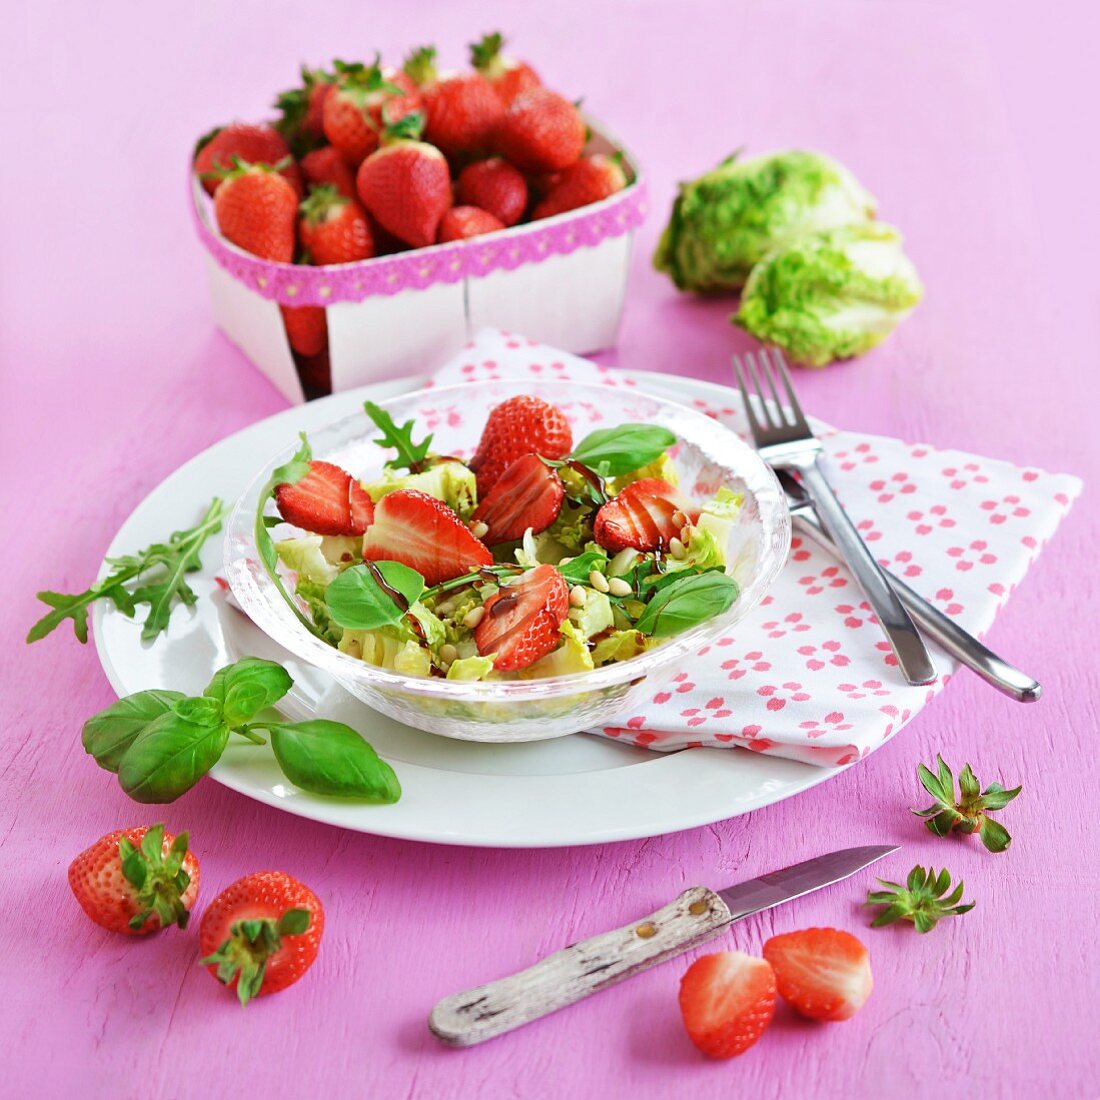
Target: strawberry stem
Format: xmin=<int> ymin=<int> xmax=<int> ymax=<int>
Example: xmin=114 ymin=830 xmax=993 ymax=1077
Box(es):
xmin=118 ymin=825 xmax=193 ymax=932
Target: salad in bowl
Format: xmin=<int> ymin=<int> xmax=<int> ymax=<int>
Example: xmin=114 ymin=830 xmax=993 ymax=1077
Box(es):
xmin=225 ymin=380 xmax=790 ymax=742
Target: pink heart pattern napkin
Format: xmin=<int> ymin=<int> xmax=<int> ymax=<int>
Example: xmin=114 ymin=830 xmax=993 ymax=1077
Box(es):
xmin=429 ymin=330 xmax=1082 ymax=767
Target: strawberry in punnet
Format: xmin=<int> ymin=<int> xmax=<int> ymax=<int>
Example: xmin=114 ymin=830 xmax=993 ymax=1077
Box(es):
xmin=298 ymin=185 xmax=375 ymax=264
xmin=679 ymin=951 xmax=777 ymax=1059
xmin=438 ymin=205 xmax=506 ymax=242
xmin=274 ymin=66 xmax=334 ymax=155
xmin=213 ymin=160 xmax=298 ymax=263
xmin=593 ymin=478 xmax=701 ymax=553
xmin=275 ymin=460 xmax=374 ymax=536
xmin=455 ymin=157 xmax=528 ymax=227
xmin=475 ymin=563 xmax=568 ymax=671
xmin=322 ymin=57 xmax=423 ymax=166
xmin=471 ymin=454 xmax=564 ymax=544
xmin=762 ymin=928 xmax=873 ymax=1022
xmin=68 ymin=824 xmax=199 ymax=935
xmin=300 ymin=145 xmax=358 ymax=200
xmin=403 ymin=45 xmax=504 ymax=160
xmin=470 ymin=394 xmax=573 ymax=495
xmin=495 ymin=87 xmax=586 ymax=174
xmin=195 ymin=122 xmax=302 ymax=197
xmin=200 ymin=871 xmax=324 ymax=1006
xmin=470 ymin=32 xmax=541 ymax=107
xmin=280 ymin=306 xmax=328 ymax=358
xmin=356 ymin=112 xmax=452 ymax=249
xmin=533 ymin=153 xmax=627 ymax=219
xmin=362 ymin=489 xmax=492 ymax=586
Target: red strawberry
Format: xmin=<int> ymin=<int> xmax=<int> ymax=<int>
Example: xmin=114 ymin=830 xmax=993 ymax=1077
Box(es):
xmin=275 ymin=459 xmax=373 ymax=536
xmin=470 ymin=395 xmax=573 ymax=495
xmin=195 ymin=122 xmax=302 ymax=197
xmin=362 ymin=489 xmax=492 ymax=586
xmin=213 ymin=162 xmax=299 ymax=262
xmin=471 ymin=454 xmax=564 ymax=544
xmin=298 ymin=347 xmax=331 ymax=395
xmin=533 ymin=154 xmax=628 ymax=219
xmin=68 ymin=824 xmax=199 ymax=935
xmin=495 ymin=88 xmax=586 ymax=174
xmin=762 ymin=928 xmax=873 ymax=1022
xmin=593 ymin=479 xmax=700 ymax=553
xmin=200 ymin=871 xmax=323 ymax=1006
xmin=438 ymin=205 xmax=506 ymax=242
xmin=322 ymin=58 xmax=423 ymax=167
xmin=281 ymin=306 xmax=328 ymax=358
xmin=356 ymin=113 xmax=452 ymax=249
xmin=679 ymin=951 xmax=777 ymax=1059
xmin=300 ymin=146 xmax=358 ymax=200
xmin=475 ymin=563 xmax=568 ymax=670
xmin=404 ymin=46 xmax=504 ymax=160
xmin=274 ymin=66 xmax=334 ymax=154
xmin=299 ymin=185 xmax=374 ymax=264
xmin=455 ymin=157 xmax=528 ymax=227
xmin=470 ymin=32 xmax=541 ymax=107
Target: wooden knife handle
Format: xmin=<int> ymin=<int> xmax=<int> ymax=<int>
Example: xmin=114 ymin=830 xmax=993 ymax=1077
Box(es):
xmin=428 ymin=887 xmax=732 ymax=1047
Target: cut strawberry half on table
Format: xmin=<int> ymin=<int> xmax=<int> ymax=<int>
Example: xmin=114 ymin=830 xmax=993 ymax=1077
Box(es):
xmin=362 ymin=488 xmax=492 ymax=586
xmin=762 ymin=928 xmax=873 ymax=1022
xmin=678 ymin=950 xmax=777 ymax=1059
xmin=475 ymin=563 xmax=568 ymax=671
xmin=593 ymin=478 xmax=700 ymax=552
xmin=471 ymin=454 xmax=564 ymax=545
xmin=470 ymin=395 xmax=573 ymax=496
xmin=275 ymin=460 xmax=374 ymax=536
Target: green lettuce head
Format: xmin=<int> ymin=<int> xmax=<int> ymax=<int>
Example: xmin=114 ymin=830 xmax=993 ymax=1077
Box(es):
xmin=733 ymin=222 xmax=923 ymax=368
xmin=654 ymin=150 xmax=877 ymax=293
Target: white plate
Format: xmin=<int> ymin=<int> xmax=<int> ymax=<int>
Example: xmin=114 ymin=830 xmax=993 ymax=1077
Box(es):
xmin=92 ymin=373 xmax=838 ymax=847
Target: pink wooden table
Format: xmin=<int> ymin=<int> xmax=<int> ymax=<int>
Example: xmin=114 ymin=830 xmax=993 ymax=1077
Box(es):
xmin=4 ymin=2 xmax=1097 ymax=1095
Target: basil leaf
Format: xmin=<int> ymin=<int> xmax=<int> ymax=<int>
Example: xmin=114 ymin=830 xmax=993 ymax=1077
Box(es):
xmin=268 ymin=720 xmax=401 ymax=802
xmin=557 ymin=550 xmax=608 ymax=585
xmin=633 ymin=571 xmax=739 ymax=638
xmin=82 ymin=689 xmax=186 ymax=772
xmin=568 ymin=424 xmax=677 ymax=477
xmin=118 ymin=710 xmax=230 ymax=804
xmin=325 ymin=561 xmax=425 ymax=630
xmin=203 ymin=657 xmax=293 ymax=726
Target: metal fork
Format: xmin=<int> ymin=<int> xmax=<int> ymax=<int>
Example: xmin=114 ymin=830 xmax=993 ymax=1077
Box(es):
xmin=733 ymin=347 xmax=937 ymax=686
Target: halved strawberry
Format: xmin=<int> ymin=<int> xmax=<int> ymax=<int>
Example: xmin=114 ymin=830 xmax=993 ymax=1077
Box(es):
xmin=474 ymin=563 xmax=568 ymax=671
xmin=362 ymin=489 xmax=492 ymax=586
xmin=275 ymin=460 xmax=373 ymax=536
xmin=472 ymin=454 xmax=564 ymax=545
xmin=678 ymin=951 xmax=777 ymax=1059
xmin=593 ymin=479 xmax=700 ymax=553
xmin=470 ymin=395 xmax=573 ymax=496
xmin=762 ymin=928 xmax=873 ymax=1022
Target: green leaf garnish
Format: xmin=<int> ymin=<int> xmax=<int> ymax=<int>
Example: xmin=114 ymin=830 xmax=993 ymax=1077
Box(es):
xmin=325 ymin=561 xmax=425 ymax=630
xmin=567 ymin=424 xmax=677 ymax=477
xmin=557 ymin=550 xmax=609 ymax=585
xmin=269 ymin=719 xmax=401 ymax=801
xmin=117 ymin=706 xmax=230 ymax=804
xmin=364 ymin=401 xmax=434 ymax=473
xmin=632 ymin=571 xmax=739 ymax=638
xmin=866 ymin=865 xmax=975 ymax=933
xmin=82 ymin=689 xmax=186 ymax=773
xmin=912 ymin=755 xmax=1022 ymax=853
xmin=203 ymin=656 xmax=293 ymax=727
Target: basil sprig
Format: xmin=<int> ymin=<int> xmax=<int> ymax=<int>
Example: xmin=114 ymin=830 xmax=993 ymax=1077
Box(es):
xmin=632 ymin=571 xmax=739 ymax=638
xmin=566 ymin=424 xmax=677 ymax=477
xmin=82 ymin=657 xmax=400 ymax=805
xmin=326 ymin=561 xmax=425 ymax=630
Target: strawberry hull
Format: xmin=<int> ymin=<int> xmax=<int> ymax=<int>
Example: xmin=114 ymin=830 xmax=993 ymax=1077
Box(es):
xmin=191 ymin=118 xmax=645 ymax=402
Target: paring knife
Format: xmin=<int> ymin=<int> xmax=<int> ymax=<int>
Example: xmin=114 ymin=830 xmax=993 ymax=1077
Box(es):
xmin=429 ymin=844 xmax=896 ymax=1047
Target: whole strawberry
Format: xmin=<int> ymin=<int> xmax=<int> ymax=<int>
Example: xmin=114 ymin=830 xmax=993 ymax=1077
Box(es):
xmin=455 ymin=157 xmax=528 ymax=227
xmin=404 ymin=45 xmax=503 ymax=160
xmin=274 ymin=66 xmax=334 ymax=155
xmin=299 ymin=185 xmax=374 ymax=265
xmin=322 ymin=57 xmax=422 ymax=167
xmin=281 ymin=306 xmax=328 ymax=358
xmin=195 ymin=122 xmax=301 ymax=197
xmin=470 ymin=32 xmax=541 ymax=107
xmin=213 ymin=160 xmax=298 ymax=262
xmin=533 ymin=154 xmax=627 ymax=218
xmin=356 ymin=112 xmax=452 ymax=249
xmin=470 ymin=394 xmax=573 ymax=495
xmin=300 ymin=146 xmax=358 ymax=200
xmin=438 ymin=205 xmax=506 ymax=242
xmin=495 ymin=88 xmax=586 ymax=174
xmin=200 ymin=871 xmax=324 ymax=1006
xmin=68 ymin=824 xmax=199 ymax=935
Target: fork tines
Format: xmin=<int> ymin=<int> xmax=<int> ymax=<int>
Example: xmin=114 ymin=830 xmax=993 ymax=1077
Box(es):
xmin=731 ymin=347 xmax=812 ymax=445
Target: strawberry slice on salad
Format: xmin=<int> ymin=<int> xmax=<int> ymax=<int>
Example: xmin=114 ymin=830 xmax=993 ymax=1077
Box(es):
xmin=471 ymin=454 xmax=564 ymax=545
xmin=362 ymin=488 xmax=492 ymax=586
xmin=593 ymin=478 xmax=701 ymax=553
xmin=762 ymin=928 xmax=873 ymax=1022
xmin=275 ymin=460 xmax=374 ymax=537
xmin=475 ymin=563 xmax=568 ymax=671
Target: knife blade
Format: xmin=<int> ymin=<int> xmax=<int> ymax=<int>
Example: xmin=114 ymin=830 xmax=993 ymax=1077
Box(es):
xmin=429 ymin=844 xmax=897 ymax=1047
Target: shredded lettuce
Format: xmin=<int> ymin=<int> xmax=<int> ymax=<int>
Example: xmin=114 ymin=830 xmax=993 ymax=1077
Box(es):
xmin=519 ymin=620 xmax=594 ymax=678
xmin=361 ymin=460 xmax=478 ymax=520
xmin=568 ymin=588 xmax=614 ymax=639
xmin=446 ymin=654 xmax=496 ymax=681
xmin=606 ymin=452 xmax=680 ymax=494
xmin=546 ymin=498 xmax=595 ymax=553
xmin=592 ymin=629 xmax=652 ymax=666
xmin=275 ymin=536 xmax=340 ymax=586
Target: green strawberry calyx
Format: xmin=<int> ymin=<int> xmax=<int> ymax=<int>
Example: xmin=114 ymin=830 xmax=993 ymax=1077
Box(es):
xmin=380 ymin=110 xmax=427 ymax=146
xmin=200 ymin=154 xmax=293 ymax=186
xmin=119 ymin=824 xmax=193 ymax=932
xmin=299 ymin=184 xmax=349 ymax=226
xmin=201 ymin=908 xmax=312 ymax=1006
xmin=402 ymin=45 xmax=439 ymax=87
xmin=470 ymin=32 xmax=505 ymax=77
xmin=333 ymin=55 xmax=404 ymax=102
xmin=912 ymin=754 xmax=1022 ymax=852
xmin=866 ymin=865 xmax=975 ymax=934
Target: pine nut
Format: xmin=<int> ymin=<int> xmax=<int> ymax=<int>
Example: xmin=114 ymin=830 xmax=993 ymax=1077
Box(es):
xmin=672 ymin=510 xmax=688 ymax=528
xmin=439 ymin=643 xmax=458 ymax=665
xmin=569 ymin=585 xmax=587 ymax=608
xmin=669 ymin=536 xmax=686 ymax=559
xmin=470 ymin=521 xmax=489 ymax=539
xmin=463 ymin=605 xmax=486 ymax=629
xmin=607 ymin=577 xmax=632 ymax=597
xmin=589 ymin=570 xmax=610 ymax=593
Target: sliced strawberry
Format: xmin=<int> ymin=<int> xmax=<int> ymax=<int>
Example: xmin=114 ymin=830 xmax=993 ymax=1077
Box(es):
xmin=762 ymin=928 xmax=873 ymax=1022
xmin=362 ymin=489 xmax=491 ymax=586
xmin=470 ymin=395 xmax=573 ymax=496
xmin=472 ymin=454 xmax=564 ymax=545
xmin=274 ymin=460 xmax=374 ymax=537
xmin=593 ymin=478 xmax=700 ymax=552
xmin=474 ymin=563 xmax=568 ymax=671
xmin=679 ymin=951 xmax=777 ymax=1059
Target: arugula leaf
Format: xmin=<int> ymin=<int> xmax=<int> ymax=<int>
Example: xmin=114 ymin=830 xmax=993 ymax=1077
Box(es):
xmin=268 ymin=720 xmax=402 ymax=801
xmin=567 ymin=424 xmax=677 ymax=478
xmin=82 ymin=689 xmax=186 ymax=772
xmin=27 ymin=498 xmax=225 ymax=644
xmin=364 ymin=401 xmax=433 ymax=473
xmin=117 ymin=708 xmax=230 ymax=804
xmin=633 ymin=571 xmax=739 ymax=638
xmin=326 ymin=561 xmax=425 ymax=630
xmin=204 ymin=657 xmax=293 ymax=727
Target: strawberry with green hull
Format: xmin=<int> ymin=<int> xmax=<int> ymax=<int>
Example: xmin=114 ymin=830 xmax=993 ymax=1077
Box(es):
xmin=274 ymin=66 xmax=334 ymax=155
xmin=533 ymin=154 xmax=627 ymax=219
xmin=438 ymin=205 xmax=506 ymax=242
xmin=593 ymin=479 xmax=700 ymax=553
xmin=679 ymin=951 xmax=777 ymax=1059
xmin=299 ymin=185 xmax=375 ymax=265
xmin=470 ymin=394 xmax=573 ymax=495
xmin=470 ymin=32 xmax=541 ymax=107
xmin=275 ymin=459 xmax=374 ymax=536
xmin=475 ymin=564 xmax=569 ymax=670
xmin=300 ymin=145 xmax=359 ymax=200
xmin=495 ymin=87 xmax=586 ymax=174
xmin=455 ymin=157 xmax=528 ymax=227
xmin=472 ymin=453 xmax=564 ymax=544
xmin=213 ymin=160 xmax=298 ymax=263
xmin=195 ymin=122 xmax=303 ymax=198
xmin=322 ymin=58 xmax=423 ymax=167
xmin=763 ymin=928 xmax=873 ymax=1022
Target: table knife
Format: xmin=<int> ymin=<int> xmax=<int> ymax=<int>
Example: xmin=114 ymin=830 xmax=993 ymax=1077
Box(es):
xmin=429 ymin=844 xmax=896 ymax=1047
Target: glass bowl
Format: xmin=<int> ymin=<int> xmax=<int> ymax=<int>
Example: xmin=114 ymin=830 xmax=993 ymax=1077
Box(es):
xmin=225 ymin=379 xmax=791 ymax=743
